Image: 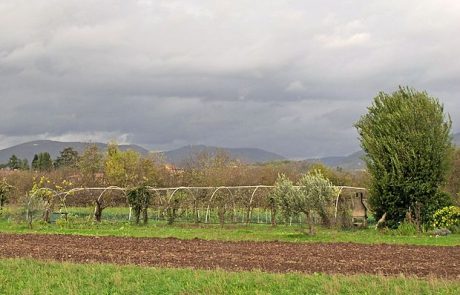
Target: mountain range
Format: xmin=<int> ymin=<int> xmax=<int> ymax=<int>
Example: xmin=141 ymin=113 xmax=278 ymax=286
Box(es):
xmin=0 ymin=140 xmax=149 ymax=164
xmin=0 ymin=140 xmax=286 ymax=166
xmin=0 ymin=132 xmax=459 ymax=169
xmin=163 ymin=144 xmax=286 ymax=166
xmin=307 ymin=150 xmax=366 ymax=170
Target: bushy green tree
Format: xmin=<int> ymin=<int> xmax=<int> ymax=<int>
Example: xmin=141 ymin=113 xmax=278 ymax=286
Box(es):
xmin=272 ymin=171 xmax=338 ymax=234
xmin=7 ymin=155 xmax=20 ymax=170
xmin=296 ymin=170 xmax=339 ymax=234
xmin=55 ymin=147 xmax=79 ymax=168
xmin=270 ymin=174 xmax=297 ymax=225
xmin=105 ymin=143 xmax=141 ymax=187
xmin=104 ymin=143 xmax=159 ymax=187
xmin=0 ymin=178 xmax=13 ymax=212
xmin=446 ymin=148 xmax=460 ymax=205
xmin=39 ymin=152 xmax=53 ymax=171
xmin=127 ymin=185 xmax=152 ymax=225
xmin=78 ymin=144 xmax=104 ymax=185
xmin=355 ymin=87 xmax=454 ymax=228
xmin=31 ymin=154 xmax=39 ymax=170
xmin=20 ymin=158 xmax=29 ymax=170
xmin=32 ymin=152 xmax=53 ymax=171
xmin=8 ymin=155 xmax=29 ymax=170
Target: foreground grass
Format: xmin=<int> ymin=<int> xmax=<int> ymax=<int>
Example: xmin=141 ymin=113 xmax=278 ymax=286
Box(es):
xmin=1 ymin=218 xmax=459 ymax=246
xmin=0 ymin=259 xmax=458 ymax=295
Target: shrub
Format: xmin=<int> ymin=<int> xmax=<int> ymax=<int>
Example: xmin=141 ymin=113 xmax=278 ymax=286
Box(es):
xmin=0 ymin=178 xmax=13 ymax=213
xmin=127 ymin=186 xmax=152 ymax=225
xmin=296 ymin=170 xmax=339 ymax=229
xmin=270 ymin=174 xmax=297 ymax=225
xmin=432 ymin=206 xmax=460 ymax=229
xmin=394 ymin=222 xmax=418 ymax=236
xmin=165 ymin=191 xmax=186 ymax=225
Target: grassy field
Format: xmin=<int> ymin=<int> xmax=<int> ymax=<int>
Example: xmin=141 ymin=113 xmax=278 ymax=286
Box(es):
xmin=1 ymin=217 xmax=459 ymax=246
xmin=0 ymin=258 xmax=458 ymax=295
xmin=1 ymin=206 xmax=459 ymax=246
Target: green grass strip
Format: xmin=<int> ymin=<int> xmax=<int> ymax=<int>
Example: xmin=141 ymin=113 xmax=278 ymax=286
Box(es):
xmin=0 ymin=258 xmax=458 ymax=295
xmin=1 ymin=219 xmax=459 ymax=246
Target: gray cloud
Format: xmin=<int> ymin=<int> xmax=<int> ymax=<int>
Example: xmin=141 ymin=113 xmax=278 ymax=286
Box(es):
xmin=1 ymin=0 xmax=459 ymax=158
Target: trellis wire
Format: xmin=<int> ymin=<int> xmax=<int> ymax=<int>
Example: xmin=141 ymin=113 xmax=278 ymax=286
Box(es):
xmin=45 ymin=185 xmax=366 ymax=225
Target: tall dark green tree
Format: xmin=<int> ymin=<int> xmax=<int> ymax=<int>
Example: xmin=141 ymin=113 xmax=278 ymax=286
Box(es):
xmin=31 ymin=154 xmax=39 ymax=170
xmin=20 ymin=158 xmax=29 ymax=170
xmin=7 ymin=155 xmax=20 ymax=170
xmin=38 ymin=152 xmax=53 ymax=171
xmin=54 ymin=147 xmax=79 ymax=168
xmin=355 ymin=87 xmax=454 ymax=227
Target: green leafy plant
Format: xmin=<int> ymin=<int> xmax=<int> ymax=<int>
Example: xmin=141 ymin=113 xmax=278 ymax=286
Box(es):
xmin=296 ymin=170 xmax=339 ymax=234
xmin=270 ymin=174 xmax=297 ymax=225
xmin=0 ymin=178 xmax=13 ymax=214
xmin=26 ymin=176 xmax=73 ymax=225
xmin=432 ymin=206 xmax=460 ymax=229
xmin=28 ymin=176 xmax=55 ymax=224
xmin=273 ymin=171 xmax=338 ymax=235
xmin=394 ymin=222 xmax=418 ymax=236
xmin=127 ymin=185 xmax=152 ymax=225
xmin=165 ymin=191 xmax=186 ymax=225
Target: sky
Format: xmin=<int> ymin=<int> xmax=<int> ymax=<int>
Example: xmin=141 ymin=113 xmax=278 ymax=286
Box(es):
xmin=1 ymin=0 xmax=459 ymax=159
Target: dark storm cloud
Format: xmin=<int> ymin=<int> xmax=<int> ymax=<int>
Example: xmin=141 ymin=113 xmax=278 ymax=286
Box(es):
xmin=1 ymin=0 xmax=459 ymax=158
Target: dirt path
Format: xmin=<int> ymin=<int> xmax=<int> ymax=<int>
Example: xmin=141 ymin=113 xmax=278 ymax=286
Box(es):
xmin=0 ymin=233 xmax=459 ymax=278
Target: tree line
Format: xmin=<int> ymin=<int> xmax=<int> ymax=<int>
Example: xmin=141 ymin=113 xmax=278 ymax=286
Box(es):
xmin=2 ymin=147 xmax=79 ymax=171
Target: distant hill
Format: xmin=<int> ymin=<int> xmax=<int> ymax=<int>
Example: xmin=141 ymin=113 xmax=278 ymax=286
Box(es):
xmin=308 ymin=150 xmax=365 ymax=171
xmin=313 ymin=132 xmax=460 ymax=171
xmin=0 ymin=141 xmax=286 ymax=166
xmin=163 ymin=145 xmax=286 ymax=166
xmin=0 ymin=140 xmax=149 ymax=163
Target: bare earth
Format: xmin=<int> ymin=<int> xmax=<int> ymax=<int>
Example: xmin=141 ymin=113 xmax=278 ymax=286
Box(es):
xmin=0 ymin=233 xmax=459 ymax=278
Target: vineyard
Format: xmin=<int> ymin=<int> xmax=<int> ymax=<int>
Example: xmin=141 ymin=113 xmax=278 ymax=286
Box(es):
xmin=9 ymin=183 xmax=367 ymax=228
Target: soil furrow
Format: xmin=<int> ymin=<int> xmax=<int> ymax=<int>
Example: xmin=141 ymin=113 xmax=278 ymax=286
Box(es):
xmin=0 ymin=233 xmax=459 ymax=278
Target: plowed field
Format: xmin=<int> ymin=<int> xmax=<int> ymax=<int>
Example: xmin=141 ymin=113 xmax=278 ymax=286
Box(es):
xmin=0 ymin=233 xmax=458 ymax=278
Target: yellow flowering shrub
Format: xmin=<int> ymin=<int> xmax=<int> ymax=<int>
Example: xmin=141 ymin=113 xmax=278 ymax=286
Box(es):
xmin=432 ymin=206 xmax=460 ymax=228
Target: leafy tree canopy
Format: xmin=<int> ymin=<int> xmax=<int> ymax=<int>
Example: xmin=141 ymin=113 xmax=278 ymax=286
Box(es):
xmin=55 ymin=147 xmax=79 ymax=168
xmin=355 ymin=87 xmax=454 ymax=227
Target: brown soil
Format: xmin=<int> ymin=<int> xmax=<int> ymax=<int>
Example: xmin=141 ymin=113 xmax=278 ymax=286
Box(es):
xmin=0 ymin=233 xmax=459 ymax=278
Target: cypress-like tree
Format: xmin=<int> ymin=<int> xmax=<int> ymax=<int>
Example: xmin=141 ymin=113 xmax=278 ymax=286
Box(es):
xmin=355 ymin=87 xmax=454 ymax=227
xmin=55 ymin=147 xmax=79 ymax=168
xmin=31 ymin=154 xmax=39 ymax=170
xmin=7 ymin=155 xmax=20 ymax=170
xmin=20 ymin=158 xmax=29 ymax=170
xmin=38 ymin=152 xmax=53 ymax=171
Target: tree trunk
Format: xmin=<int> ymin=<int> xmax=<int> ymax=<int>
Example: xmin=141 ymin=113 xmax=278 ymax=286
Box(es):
xmin=143 ymin=207 xmax=148 ymax=224
xmin=27 ymin=209 xmax=33 ymax=229
xmin=271 ymin=206 xmax=277 ymax=227
xmin=43 ymin=205 xmax=51 ymax=223
xmin=307 ymin=212 xmax=316 ymax=235
xmin=135 ymin=209 xmax=140 ymax=224
xmin=94 ymin=201 xmax=103 ymax=222
xmin=245 ymin=206 xmax=251 ymax=225
xmin=193 ymin=200 xmax=200 ymax=223
xmin=218 ymin=206 xmax=226 ymax=228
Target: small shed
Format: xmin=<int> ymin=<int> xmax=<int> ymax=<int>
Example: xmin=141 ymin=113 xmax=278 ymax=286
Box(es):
xmin=335 ymin=188 xmax=369 ymax=227
xmin=351 ymin=191 xmax=368 ymax=227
